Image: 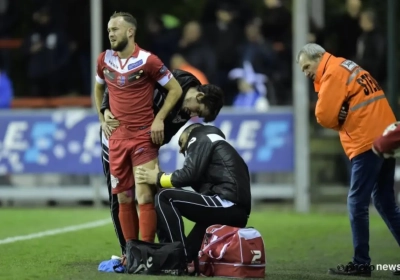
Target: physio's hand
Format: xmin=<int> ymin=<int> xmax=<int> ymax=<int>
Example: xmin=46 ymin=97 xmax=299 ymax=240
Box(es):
xmin=151 ymin=118 xmax=164 ymax=145
xmin=135 ymin=163 xmax=160 ymax=185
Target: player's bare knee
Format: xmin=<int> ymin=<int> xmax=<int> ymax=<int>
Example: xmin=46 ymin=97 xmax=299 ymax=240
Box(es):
xmin=117 ymin=191 xmax=133 ymax=204
xmin=136 ymin=187 xmax=154 ymax=204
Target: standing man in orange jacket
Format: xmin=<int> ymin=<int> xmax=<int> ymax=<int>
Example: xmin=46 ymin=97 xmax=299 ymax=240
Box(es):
xmin=297 ymin=43 xmax=400 ymax=277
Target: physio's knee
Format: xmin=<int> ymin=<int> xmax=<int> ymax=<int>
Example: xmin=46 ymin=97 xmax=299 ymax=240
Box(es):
xmin=154 ymin=190 xmax=166 ymax=208
xmin=117 ymin=190 xmax=133 ymax=204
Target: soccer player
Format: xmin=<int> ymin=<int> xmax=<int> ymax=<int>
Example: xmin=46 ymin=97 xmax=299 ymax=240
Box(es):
xmin=94 ymin=12 xmax=183 ymax=248
xmin=100 ymin=69 xmax=224 ymax=254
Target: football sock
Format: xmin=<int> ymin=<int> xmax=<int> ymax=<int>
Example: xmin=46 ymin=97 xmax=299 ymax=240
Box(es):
xmin=131 ymin=201 xmax=139 ymax=240
xmin=139 ymin=203 xmax=157 ymax=242
xmin=119 ymin=202 xmax=137 ymax=241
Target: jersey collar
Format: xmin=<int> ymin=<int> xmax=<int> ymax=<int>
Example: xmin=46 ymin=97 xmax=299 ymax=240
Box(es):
xmin=112 ymin=43 xmax=140 ymax=58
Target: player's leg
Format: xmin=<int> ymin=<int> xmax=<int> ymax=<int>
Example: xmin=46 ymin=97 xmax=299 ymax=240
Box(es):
xmin=100 ymin=129 xmax=126 ymax=254
xmin=372 ymin=157 xmax=400 ymax=245
xmin=133 ymin=158 xmax=158 ymax=243
xmin=109 ymin=138 xmax=138 ymax=242
xmin=131 ymin=128 xmax=159 ymax=243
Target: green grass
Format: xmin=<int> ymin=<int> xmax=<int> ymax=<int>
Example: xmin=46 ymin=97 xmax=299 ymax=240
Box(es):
xmin=0 ymin=207 xmax=398 ymax=280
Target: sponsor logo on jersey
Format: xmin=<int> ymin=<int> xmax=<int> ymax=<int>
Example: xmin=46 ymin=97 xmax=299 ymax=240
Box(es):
xmin=127 ymin=59 xmax=143 ymax=70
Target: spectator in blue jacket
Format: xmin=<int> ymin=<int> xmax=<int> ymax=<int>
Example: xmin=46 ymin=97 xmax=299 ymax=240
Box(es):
xmin=0 ymin=58 xmax=13 ymax=108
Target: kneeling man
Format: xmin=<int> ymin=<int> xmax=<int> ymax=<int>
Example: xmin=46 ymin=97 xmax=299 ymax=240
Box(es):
xmin=135 ymin=123 xmax=252 ymax=263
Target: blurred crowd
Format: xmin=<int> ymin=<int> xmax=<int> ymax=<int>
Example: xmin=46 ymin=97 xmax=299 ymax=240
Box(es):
xmin=0 ymin=0 xmax=387 ymax=109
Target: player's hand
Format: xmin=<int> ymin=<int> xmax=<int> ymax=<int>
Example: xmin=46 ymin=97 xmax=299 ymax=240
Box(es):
xmin=135 ymin=163 xmax=160 ymax=185
xmin=151 ymin=118 xmax=164 ymax=145
xmin=104 ymin=109 xmax=119 ymax=127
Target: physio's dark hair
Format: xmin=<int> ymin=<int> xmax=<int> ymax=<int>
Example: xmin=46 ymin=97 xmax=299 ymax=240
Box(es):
xmin=197 ymin=84 xmax=224 ymax=122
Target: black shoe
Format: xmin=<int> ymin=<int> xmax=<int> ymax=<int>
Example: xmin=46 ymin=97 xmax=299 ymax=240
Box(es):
xmin=328 ymin=262 xmax=372 ymax=277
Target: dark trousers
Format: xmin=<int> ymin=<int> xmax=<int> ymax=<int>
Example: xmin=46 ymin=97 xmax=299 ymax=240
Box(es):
xmin=100 ymin=128 xmax=126 ymax=254
xmin=349 ymin=149 xmax=400 ymax=264
xmin=155 ymin=188 xmax=249 ymax=262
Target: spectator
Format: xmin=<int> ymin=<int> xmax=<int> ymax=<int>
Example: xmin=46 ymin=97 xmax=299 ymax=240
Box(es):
xmin=0 ymin=57 xmax=13 ymax=108
xmin=228 ymin=61 xmax=270 ymax=111
xmin=200 ymin=0 xmax=254 ymax=28
xmin=0 ymin=0 xmax=18 ymax=74
xmin=170 ymin=54 xmax=209 ymax=85
xmin=260 ymin=0 xmax=292 ymax=105
xmin=325 ymin=0 xmax=362 ymax=58
xmin=355 ymin=9 xmax=386 ymax=86
xmin=178 ymin=21 xmax=216 ymax=83
xmin=203 ymin=2 xmax=244 ymax=86
xmin=64 ymin=0 xmax=91 ymax=95
xmin=144 ymin=13 xmax=181 ymax=69
xmin=21 ymin=5 xmax=70 ymax=97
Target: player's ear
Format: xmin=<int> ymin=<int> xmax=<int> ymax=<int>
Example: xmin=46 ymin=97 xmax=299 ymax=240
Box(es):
xmin=196 ymin=92 xmax=205 ymax=102
xmin=127 ymin=27 xmax=135 ymax=38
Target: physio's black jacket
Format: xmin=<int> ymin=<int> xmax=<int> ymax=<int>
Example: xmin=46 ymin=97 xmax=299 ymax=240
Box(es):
xmin=159 ymin=125 xmax=252 ymax=215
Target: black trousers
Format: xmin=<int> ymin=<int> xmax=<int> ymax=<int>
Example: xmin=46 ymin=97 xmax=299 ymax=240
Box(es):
xmin=100 ymin=128 xmax=126 ymax=254
xmin=155 ymin=188 xmax=249 ymax=262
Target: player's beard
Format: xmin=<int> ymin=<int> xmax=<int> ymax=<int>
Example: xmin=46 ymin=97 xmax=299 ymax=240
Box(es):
xmin=111 ymin=36 xmax=129 ymax=52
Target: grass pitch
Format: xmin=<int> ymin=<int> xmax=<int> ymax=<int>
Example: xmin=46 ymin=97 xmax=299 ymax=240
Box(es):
xmin=0 ymin=206 xmax=398 ymax=280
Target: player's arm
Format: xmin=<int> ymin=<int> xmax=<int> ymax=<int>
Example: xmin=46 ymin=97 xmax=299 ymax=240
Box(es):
xmin=156 ymin=135 xmax=212 ymax=188
xmin=148 ymin=55 xmax=183 ymax=121
xmin=100 ymin=87 xmax=110 ymax=115
xmin=94 ymin=82 xmax=105 ymax=122
xmin=315 ymin=73 xmax=347 ymax=130
xmin=155 ymin=78 xmax=183 ymax=121
xmin=94 ymin=53 xmax=106 ymax=122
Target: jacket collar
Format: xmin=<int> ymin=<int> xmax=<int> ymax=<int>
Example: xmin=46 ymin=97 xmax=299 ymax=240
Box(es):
xmin=314 ymin=52 xmax=332 ymax=92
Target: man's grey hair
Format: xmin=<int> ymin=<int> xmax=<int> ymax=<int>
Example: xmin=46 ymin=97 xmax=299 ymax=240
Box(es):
xmin=296 ymin=43 xmax=326 ymax=63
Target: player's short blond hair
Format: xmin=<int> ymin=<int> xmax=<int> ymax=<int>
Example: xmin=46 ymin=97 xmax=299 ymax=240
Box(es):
xmin=110 ymin=12 xmax=137 ymax=27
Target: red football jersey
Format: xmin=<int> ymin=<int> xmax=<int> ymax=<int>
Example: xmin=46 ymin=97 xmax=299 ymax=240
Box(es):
xmin=96 ymin=44 xmax=172 ymax=139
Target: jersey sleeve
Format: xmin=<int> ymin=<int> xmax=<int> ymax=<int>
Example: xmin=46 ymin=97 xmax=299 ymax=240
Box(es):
xmin=146 ymin=54 xmax=173 ymax=86
xmin=95 ymin=52 xmax=106 ymax=84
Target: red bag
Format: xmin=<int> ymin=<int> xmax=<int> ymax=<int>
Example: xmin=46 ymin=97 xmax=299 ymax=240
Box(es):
xmin=198 ymin=225 xmax=266 ymax=278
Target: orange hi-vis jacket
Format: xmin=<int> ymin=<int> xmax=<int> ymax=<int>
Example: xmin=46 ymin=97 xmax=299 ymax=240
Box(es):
xmin=314 ymin=52 xmax=396 ymax=160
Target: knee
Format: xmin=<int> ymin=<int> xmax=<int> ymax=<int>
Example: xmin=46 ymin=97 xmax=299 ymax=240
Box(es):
xmin=347 ymin=196 xmax=369 ymax=214
xmin=136 ymin=184 xmax=155 ymax=204
xmin=154 ymin=189 xmax=168 ymax=208
xmin=117 ymin=191 xmax=133 ymax=204
xmin=372 ymin=198 xmax=383 ymax=212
